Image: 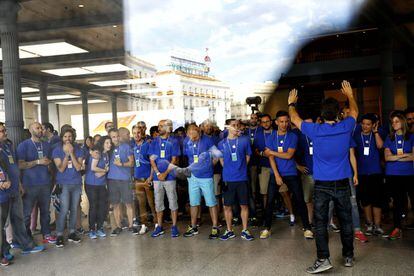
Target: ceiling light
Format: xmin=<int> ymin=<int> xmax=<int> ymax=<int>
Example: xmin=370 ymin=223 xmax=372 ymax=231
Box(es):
xmin=41 ymin=67 xmax=92 ymax=76
xmin=113 ymin=25 xmax=118 ymax=28
xmin=56 ymin=99 xmax=106 ymax=105
xmin=20 ymin=42 xmax=87 ymax=57
xmin=0 ymin=86 xmax=39 ymax=94
xmin=43 ymin=63 xmax=132 ymax=76
xmin=83 ymin=64 xmax=132 ymax=73
xmin=23 ymin=95 xmax=79 ymax=101
xmin=90 ymin=80 xmax=126 ymax=87
xmin=122 ymin=88 xmax=160 ymax=94
xmin=78 ymin=4 xmax=84 ymax=8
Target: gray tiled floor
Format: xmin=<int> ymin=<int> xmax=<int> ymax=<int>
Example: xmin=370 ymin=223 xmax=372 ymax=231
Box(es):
xmin=4 ymin=219 xmax=414 ymax=276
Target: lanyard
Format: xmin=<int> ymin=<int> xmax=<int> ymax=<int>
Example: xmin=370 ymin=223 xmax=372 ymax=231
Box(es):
xmin=249 ymin=128 xmax=258 ymax=139
xmin=305 ymin=136 xmax=313 ymax=148
xmin=276 ymin=132 xmax=287 ymax=148
xmin=191 ymin=140 xmax=200 ymax=156
xmin=32 ymin=139 xmax=43 ymax=152
xmin=103 ymin=152 xmax=109 ymax=166
xmin=1 ymin=143 xmax=11 ymax=155
xmin=135 ymin=141 xmax=143 ymax=154
xmin=263 ymin=129 xmax=273 ymax=148
xmin=395 ymin=134 xmax=404 ymax=150
xmin=159 ymin=137 xmax=170 ymax=151
xmin=226 ymin=138 xmax=239 ymax=154
xmin=361 ymin=132 xmax=372 ymax=148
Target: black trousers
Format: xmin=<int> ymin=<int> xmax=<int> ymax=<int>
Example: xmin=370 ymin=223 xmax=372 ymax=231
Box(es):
xmin=85 ymin=185 xmax=108 ymax=230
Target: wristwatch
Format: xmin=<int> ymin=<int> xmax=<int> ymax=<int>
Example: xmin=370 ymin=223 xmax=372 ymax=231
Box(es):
xmin=156 ymin=172 xmax=161 ymax=176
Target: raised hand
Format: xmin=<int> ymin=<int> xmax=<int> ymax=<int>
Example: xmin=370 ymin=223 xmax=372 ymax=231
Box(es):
xmin=288 ymin=89 xmax=298 ymax=105
xmin=341 ymin=80 xmax=353 ymax=98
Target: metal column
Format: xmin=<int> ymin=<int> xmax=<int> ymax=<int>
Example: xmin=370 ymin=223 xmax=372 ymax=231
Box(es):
xmin=0 ymin=0 xmax=24 ymax=146
xmin=81 ymin=91 xmax=90 ymax=137
xmin=39 ymin=82 xmax=49 ymax=123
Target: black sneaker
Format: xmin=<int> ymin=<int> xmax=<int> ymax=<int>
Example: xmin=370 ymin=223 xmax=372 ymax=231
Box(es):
xmin=183 ymin=226 xmax=199 ymax=237
xmin=344 ymin=257 xmax=353 ymax=267
xmin=111 ymin=227 xmax=122 ymax=237
xmin=68 ymin=232 xmax=81 ymax=243
xmin=209 ymin=227 xmax=220 ymax=239
xmin=129 ymin=227 xmax=139 ymax=235
xmin=249 ymin=217 xmax=259 ymax=227
xmin=55 ymin=236 xmax=65 ymax=248
xmin=306 ymin=258 xmax=333 ymax=274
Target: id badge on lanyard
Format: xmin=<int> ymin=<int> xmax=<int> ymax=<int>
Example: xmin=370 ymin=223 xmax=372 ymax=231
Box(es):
xmin=68 ymin=160 xmax=73 ymax=169
xmin=8 ymin=155 xmax=14 ymax=164
xmin=193 ymin=155 xmax=199 ymax=163
xmin=135 ymin=159 xmax=141 ymax=167
xmin=309 ymin=147 xmax=313 ymax=156
xmin=38 ymin=150 xmax=44 ymax=159
xmin=231 ymin=152 xmax=238 ymax=162
xmin=160 ymin=150 xmax=166 ymax=158
xmin=278 ymin=146 xmax=284 ymax=153
xmin=397 ymin=138 xmax=404 ymax=155
xmin=364 ymin=147 xmax=370 ymax=156
xmin=397 ymin=148 xmax=404 ymax=155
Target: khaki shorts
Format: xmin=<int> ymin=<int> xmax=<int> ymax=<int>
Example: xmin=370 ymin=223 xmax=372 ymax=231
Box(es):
xmin=258 ymin=167 xmax=271 ymax=195
xmin=301 ymin=174 xmax=315 ymax=203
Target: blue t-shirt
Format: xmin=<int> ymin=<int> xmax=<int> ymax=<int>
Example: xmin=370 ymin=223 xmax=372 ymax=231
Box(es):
xmin=384 ymin=134 xmax=414 ymax=176
xmin=352 ymin=132 xmax=382 ymax=175
xmin=297 ymin=133 xmax=314 ymax=175
xmin=184 ymin=135 xmax=214 ymax=178
xmin=218 ymin=136 xmax=252 ymax=182
xmin=52 ymin=145 xmax=84 ymax=185
xmin=148 ymin=136 xmax=180 ymax=181
xmin=254 ymin=129 xmax=274 ymax=168
xmin=133 ymin=140 xmax=152 ymax=179
xmin=0 ymin=143 xmax=19 ymax=194
xmin=301 ymin=117 xmax=356 ymax=181
xmin=268 ymin=131 xmax=298 ymax=177
xmin=85 ymin=153 xmax=109 ymax=186
xmin=17 ymin=139 xmax=51 ymax=187
xmin=108 ymin=143 xmax=133 ymax=181
xmin=0 ymin=166 xmax=10 ymax=203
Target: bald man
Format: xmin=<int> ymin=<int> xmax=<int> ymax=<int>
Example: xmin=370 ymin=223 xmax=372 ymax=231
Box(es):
xmin=17 ymin=122 xmax=56 ymax=244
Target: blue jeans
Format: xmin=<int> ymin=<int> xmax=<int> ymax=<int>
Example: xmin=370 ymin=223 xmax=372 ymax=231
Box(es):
xmin=9 ymin=192 xmax=35 ymax=249
xmin=314 ymin=179 xmax=354 ymax=259
xmin=328 ymin=178 xmax=361 ymax=230
xmin=22 ymin=184 xmax=52 ymax=236
xmin=56 ymin=184 xmax=82 ymax=236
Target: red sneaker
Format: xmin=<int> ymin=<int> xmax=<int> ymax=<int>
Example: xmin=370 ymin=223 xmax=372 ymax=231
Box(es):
xmin=1 ymin=258 xmax=10 ymax=266
xmin=387 ymin=228 xmax=401 ymax=240
xmin=354 ymin=230 xmax=368 ymax=243
xmin=43 ymin=234 xmax=57 ymax=244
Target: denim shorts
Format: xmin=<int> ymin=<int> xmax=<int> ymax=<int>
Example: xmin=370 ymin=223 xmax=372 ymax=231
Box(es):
xmin=188 ymin=175 xmax=217 ymax=207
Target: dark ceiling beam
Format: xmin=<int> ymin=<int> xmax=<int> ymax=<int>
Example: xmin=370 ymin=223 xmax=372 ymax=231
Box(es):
xmin=17 ymin=13 xmax=123 ymax=33
xmin=1 ymin=49 xmax=125 ymax=67
xmin=284 ymin=52 xmax=405 ymax=78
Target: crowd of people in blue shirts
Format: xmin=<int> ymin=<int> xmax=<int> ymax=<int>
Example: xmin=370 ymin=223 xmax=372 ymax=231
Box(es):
xmin=0 ymin=81 xmax=413 ymax=273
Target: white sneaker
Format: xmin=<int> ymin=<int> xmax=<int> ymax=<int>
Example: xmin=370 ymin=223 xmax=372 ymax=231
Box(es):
xmin=304 ymin=229 xmax=314 ymax=239
xmin=139 ymin=224 xmax=148 ymax=235
xmin=260 ymin=229 xmax=271 ymax=239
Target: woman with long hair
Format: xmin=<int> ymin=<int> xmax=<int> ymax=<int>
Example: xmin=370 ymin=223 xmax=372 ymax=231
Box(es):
xmin=52 ymin=129 xmax=84 ymax=248
xmin=85 ymin=136 xmax=112 ymax=239
xmin=383 ymin=113 xmax=414 ymax=240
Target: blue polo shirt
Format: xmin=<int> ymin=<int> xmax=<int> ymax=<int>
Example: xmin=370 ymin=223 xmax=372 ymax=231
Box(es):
xmin=254 ymin=129 xmax=274 ymax=168
xmin=133 ymin=140 xmax=152 ymax=179
xmin=184 ymin=135 xmax=214 ymax=178
xmin=384 ymin=134 xmax=414 ymax=176
xmin=297 ymin=133 xmax=314 ymax=175
xmin=301 ymin=117 xmax=356 ymax=181
xmin=352 ymin=132 xmax=382 ymax=175
xmin=108 ymin=143 xmax=133 ymax=181
xmin=218 ymin=136 xmax=252 ymax=182
xmin=0 ymin=142 xmax=19 ymax=194
xmin=17 ymin=139 xmax=51 ymax=187
xmin=52 ymin=145 xmax=84 ymax=185
xmin=85 ymin=153 xmax=109 ymax=186
xmin=149 ymin=136 xmax=180 ymax=181
xmin=268 ymin=131 xmax=298 ymax=177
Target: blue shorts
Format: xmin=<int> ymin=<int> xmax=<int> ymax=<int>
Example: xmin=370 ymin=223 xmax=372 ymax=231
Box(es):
xmin=188 ymin=175 xmax=217 ymax=207
xmin=222 ymin=181 xmax=249 ymax=206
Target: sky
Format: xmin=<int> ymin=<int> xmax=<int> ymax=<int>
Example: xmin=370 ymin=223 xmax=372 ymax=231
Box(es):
xmin=124 ymin=0 xmax=367 ymax=86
